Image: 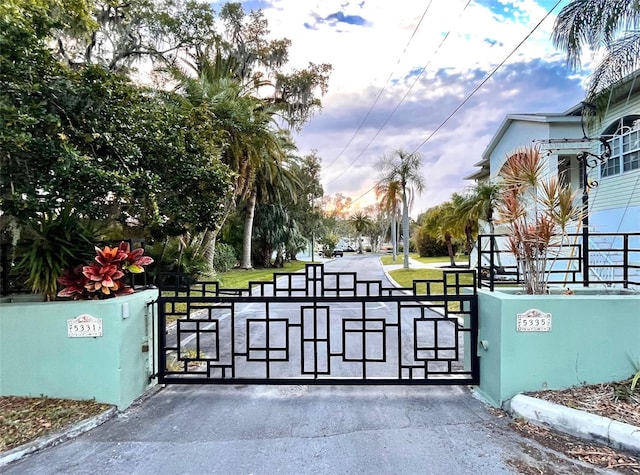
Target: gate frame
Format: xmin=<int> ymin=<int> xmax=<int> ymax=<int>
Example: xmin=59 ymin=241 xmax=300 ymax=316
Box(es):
xmin=157 ymin=264 xmax=479 ymax=386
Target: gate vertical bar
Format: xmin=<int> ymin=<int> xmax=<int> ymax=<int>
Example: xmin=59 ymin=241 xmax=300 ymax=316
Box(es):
xmin=157 ymin=299 xmax=167 ymax=383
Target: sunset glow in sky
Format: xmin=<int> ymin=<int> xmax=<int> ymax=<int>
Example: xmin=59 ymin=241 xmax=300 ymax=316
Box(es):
xmin=211 ymin=0 xmax=594 ymax=216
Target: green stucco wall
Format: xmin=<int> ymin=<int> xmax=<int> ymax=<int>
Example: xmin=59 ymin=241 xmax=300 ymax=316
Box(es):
xmin=0 ymin=289 xmax=158 ymax=410
xmin=475 ymin=289 xmax=640 ymax=407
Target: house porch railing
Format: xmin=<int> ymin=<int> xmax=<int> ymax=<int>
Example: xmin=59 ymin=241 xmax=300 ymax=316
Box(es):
xmin=477 ymin=232 xmax=640 ymax=290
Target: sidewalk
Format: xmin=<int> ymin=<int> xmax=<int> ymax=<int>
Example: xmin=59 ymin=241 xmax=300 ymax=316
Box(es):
xmin=383 ymin=257 xmax=468 ymax=271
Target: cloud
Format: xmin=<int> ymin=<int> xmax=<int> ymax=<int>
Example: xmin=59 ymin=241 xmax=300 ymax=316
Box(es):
xmin=324 ymin=11 xmax=369 ymax=26
xmin=294 ymin=57 xmax=587 ymax=216
xmin=304 ymin=10 xmax=370 ymax=31
xmin=209 ymin=0 xmax=593 ymax=216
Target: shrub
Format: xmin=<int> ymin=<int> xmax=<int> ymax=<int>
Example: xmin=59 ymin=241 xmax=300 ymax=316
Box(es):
xmin=213 ymin=243 xmax=237 ymax=273
xmin=414 ymin=227 xmax=450 ymax=257
xmin=145 ymin=237 xmax=209 ymax=283
xmin=10 ymin=208 xmax=101 ymax=300
xmin=496 ymin=146 xmax=580 ymax=294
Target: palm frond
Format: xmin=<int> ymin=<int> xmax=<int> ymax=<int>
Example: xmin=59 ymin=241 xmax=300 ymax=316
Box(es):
xmin=587 ymin=32 xmax=640 ymax=98
xmin=499 ymin=147 xmax=545 ymax=190
xmin=553 ymin=0 xmax=639 ymax=70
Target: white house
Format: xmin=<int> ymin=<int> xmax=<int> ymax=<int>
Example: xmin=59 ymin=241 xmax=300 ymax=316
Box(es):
xmin=466 ymin=72 xmax=640 ymax=287
xmin=586 ymin=71 xmax=640 ymax=234
xmin=465 ymin=104 xmax=585 ymax=196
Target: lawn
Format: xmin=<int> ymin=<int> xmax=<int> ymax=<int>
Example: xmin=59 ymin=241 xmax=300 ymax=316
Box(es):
xmin=379 ymin=253 xmax=468 ymax=266
xmin=161 ymin=260 xmax=309 ymax=320
xmin=387 ymin=268 xmax=474 ymax=292
xmin=386 ymin=262 xmax=475 ymax=312
xmin=215 ymin=260 xmax=308 ymax=288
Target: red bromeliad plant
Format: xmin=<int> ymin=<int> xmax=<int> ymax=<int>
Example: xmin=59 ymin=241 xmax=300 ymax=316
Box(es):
xmin=57 ymin=242 xmax=154 ymax=300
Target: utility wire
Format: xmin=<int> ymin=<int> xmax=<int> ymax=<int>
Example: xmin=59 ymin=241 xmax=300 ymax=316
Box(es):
xmin=324 ymin=0 xmax=471 ymax=186
xmin=322 ymin=0 xmax=434 ymax=170
xmin=348 ymin=0 xmax=564 ymax=206
xmin=410 ymin=0 xmax=563 ymax=155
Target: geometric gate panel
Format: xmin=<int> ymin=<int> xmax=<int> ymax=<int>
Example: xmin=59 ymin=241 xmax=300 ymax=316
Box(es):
xmin=157 ymin=264 xmax=479 ymax=385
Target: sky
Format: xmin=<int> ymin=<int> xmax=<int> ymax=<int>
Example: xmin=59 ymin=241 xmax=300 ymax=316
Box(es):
xmin=211 ymin=0 xmax=594 ymax=217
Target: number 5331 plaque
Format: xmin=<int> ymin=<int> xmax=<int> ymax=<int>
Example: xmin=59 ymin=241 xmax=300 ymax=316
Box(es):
xmin=67 ymin=314 xmax=103 ymax=338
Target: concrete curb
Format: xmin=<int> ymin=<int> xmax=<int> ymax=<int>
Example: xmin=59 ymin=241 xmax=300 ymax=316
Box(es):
xmin=0 ymin=406 xmax=118 ymax=469
xmin=510 ymin=394 xmax=640 ymax=455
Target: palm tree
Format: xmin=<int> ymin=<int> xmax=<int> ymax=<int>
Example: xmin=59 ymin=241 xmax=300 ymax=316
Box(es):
xmin=173 ymin=54 xmax=293 ymax=270
xmin=461 ymin=182 xmax=503 ymax=267
xmin=375 ymin=179 xmax=402 ymax=262
xmin=170 ymin=54 xmax=259 ymax=271
xmin=378 ymin=150 xmax=425 ymax=269
xmin=421 ymin=201 xmax=464 ymax=267
xmin=552 ymin=0 xmax=640 ymax=101
xmin=450 ymin=192 xmax=476 ymax=267
xmin=348 ymin=212 xmax=373 ymax=253
xmin=241 ymin=129 xmax=299 ymax=269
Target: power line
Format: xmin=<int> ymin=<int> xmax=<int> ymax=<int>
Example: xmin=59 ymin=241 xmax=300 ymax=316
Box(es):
xmin=322 ymin=0 xmax=435 ymax=170
xmin=410 ymin=0 xmax=564 ymax=155
xmin=324 ymin=0 xmax=471 ymax=186
xmin=348 ymin=0 xmax=564 ymax=206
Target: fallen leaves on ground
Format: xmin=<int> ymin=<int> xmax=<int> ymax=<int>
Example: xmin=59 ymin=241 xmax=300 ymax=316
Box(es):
xmin=527 ymin=377 xmax=640 ymax=427
xmin=515 ymin=378 xmax=640 ymax=473
xmin=0 ymin=396 xmax=111 ymax=452
xmin=511 ymin=419 xmax=640 ymax=474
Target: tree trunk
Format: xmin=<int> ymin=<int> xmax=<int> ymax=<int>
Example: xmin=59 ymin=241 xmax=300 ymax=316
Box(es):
xmin=202 ymin=195 xmax=236 ymax=273
xmin=465 ymin=223 xmax=473 ymax=268
xmin=202 ymin=229 xmax=217 ymax=274
xmin=445 ymin=233 xmax=455 ymax=267
xmin=488 ymin=217 xmax=502 ymax=267
xmin=241 ymin=191 xmax=257 ymax=269
xmin=391 ymin=212 xmax=397 ymax=262
xmin=402 ymin=187 xmax=410 ymax=269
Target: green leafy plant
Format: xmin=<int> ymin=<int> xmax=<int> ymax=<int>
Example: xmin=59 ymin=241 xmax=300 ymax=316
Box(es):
xmin=10 ymin=208 xmax=99 ymax=300
xmin=213 ymin=242 xmax=237 ymax=273
xmin=146 ymin=236 xmax=210 ymax=284
xmin=631 ymin=370 xmax=640 ymax=393
xmin=57 ymin=242 xmax=153 ymax=299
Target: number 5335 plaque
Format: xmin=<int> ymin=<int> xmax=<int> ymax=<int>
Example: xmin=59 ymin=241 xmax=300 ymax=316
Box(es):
xmin=517 ymin=309 xmax=552 ymax=332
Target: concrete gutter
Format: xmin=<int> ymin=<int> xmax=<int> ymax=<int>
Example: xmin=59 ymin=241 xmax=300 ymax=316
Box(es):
xmin=0 ymin=406 xmax=117 ymax=469
xmin=509 ymin=394 xmax=640 ymax=455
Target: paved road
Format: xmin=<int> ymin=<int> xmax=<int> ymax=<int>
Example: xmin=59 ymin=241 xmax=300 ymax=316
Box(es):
xmin=3 ymin=256 xmax=610 ymax=475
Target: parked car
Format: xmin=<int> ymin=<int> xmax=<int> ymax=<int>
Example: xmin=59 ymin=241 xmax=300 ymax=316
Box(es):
xmin=332 ymin=248 xmax=344 ymax=257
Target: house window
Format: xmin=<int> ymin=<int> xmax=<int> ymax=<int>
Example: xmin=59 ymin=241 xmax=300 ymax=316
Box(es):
xmin=601 ymin=118 xmax=640 ymax=177
xmin=601 ymin=155 xmax=620 ymax=177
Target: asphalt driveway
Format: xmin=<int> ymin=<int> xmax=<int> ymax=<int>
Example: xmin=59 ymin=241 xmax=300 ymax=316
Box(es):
xmin=3 ymin=384 xmax=604 ymax=475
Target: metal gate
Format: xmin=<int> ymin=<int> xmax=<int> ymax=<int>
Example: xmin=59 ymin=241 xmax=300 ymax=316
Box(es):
xmin=157 ymin=264 xmax=479 ymax=385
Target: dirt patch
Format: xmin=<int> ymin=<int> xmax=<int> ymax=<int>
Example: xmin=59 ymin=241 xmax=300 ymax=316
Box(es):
xmin=0 ymin=396 xmax=111 ymax=452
